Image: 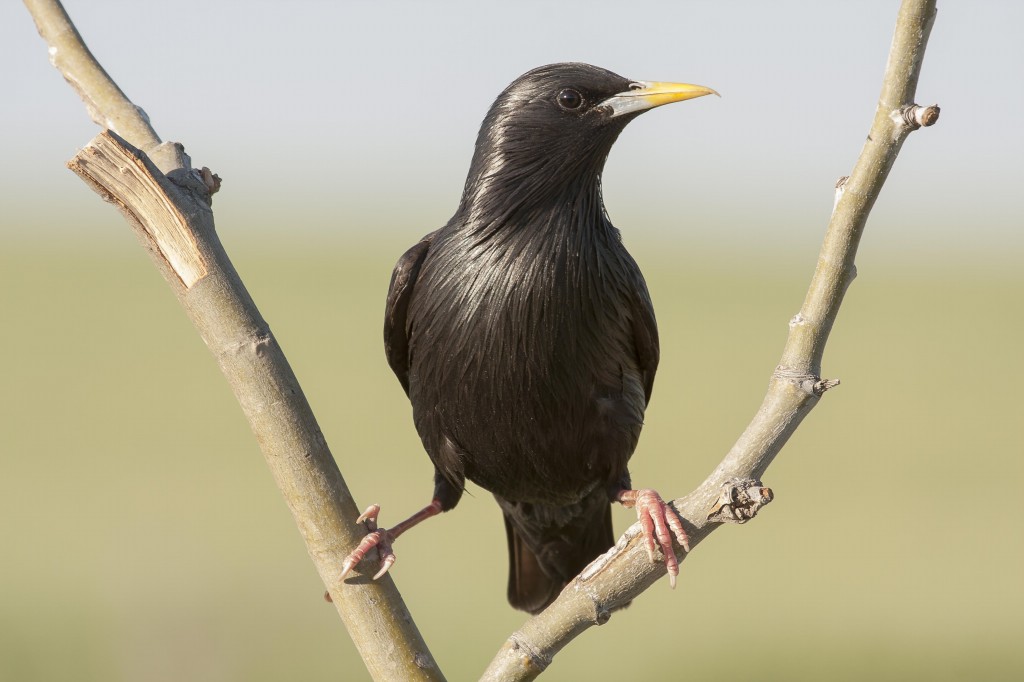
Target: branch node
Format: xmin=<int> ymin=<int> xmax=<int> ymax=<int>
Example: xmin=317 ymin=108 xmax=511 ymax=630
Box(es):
xmin=147 ymin=141 xmax=221 ymax=208
xmin=150 ymin=141 xmax=190 ymax=174
xmin=894 ymin=103 xmax=941 ymax=131
xmin=813 ymin=378 xmax=841 ymax=395
xmin=201 ymin=167 xmax=223 ymax=195
xmin=706 ymin=478 xmax=774 ymax=524
xmin=505 ymin=634 xmax=551 ymax=673
xmin=832 ymin=176 xmax=849 ymax=213
xmin=772 ymin=365 xmax=840 ymax=397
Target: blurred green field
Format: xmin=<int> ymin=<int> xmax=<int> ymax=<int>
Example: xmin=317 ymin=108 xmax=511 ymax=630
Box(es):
xmin=1 ymin=231 xmax=1022 ymax=681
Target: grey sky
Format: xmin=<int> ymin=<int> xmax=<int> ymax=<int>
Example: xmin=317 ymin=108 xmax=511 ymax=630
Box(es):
xmin=4 ymin=1 xmax=1021 ymax=263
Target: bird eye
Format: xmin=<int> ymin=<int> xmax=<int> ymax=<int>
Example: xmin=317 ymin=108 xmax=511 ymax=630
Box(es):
xmin=557 ymin=89 xmax=583 ymax=110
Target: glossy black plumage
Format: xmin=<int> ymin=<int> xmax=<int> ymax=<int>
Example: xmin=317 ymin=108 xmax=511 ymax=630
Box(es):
xmin=366 ymin=63 xmax=708 ymax=613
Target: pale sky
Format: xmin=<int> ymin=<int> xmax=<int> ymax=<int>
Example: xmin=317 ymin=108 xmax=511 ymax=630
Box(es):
xmin=3 ymin=1 xmax=1022 ymax=264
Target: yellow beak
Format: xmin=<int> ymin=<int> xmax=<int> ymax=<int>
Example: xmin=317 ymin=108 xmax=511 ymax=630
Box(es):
xmin=602 ymin=81 xmax=719 ymax=118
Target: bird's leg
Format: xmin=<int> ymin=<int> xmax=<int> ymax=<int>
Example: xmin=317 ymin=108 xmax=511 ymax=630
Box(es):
xmin=615 ymin=488 xmax=689 ymax=588
xmin=339 ymin=499 xmax=443 ymax=580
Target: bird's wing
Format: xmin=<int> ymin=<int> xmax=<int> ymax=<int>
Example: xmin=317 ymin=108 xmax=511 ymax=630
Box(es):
xmin=631 ymin=285 xmax=660 ymax=405
xmin=384 ymin=229 xmax=440 ymax=395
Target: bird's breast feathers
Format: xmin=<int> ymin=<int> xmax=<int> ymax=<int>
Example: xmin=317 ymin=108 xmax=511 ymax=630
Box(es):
xmin=404 ymin=222 xmax=650 ymax=501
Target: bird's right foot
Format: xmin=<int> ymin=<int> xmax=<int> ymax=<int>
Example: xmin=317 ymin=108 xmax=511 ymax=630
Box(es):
xmin=339 ymin=499 xmax=444 ymax=581
xmin=340 ymin=504 xmax=397 ymax=580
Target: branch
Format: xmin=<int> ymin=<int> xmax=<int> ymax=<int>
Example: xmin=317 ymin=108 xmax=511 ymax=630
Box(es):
xmin=481 ymin=0 xmax=939 ymax=679
xmin=24 ymin=1 xmax=443 ymax=679
xmin=24 ymin=0 xmax=159 ymax=153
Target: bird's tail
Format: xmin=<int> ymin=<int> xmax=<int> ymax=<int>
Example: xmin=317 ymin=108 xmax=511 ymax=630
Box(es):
xmin=499 ymin=491 xmax=614 ymax=614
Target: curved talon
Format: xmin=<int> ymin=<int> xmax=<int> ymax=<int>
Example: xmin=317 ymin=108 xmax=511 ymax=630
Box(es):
xmin=373 ymin=551 xmax=396 ymax=580
xmin=356 ymin=503 xmax=381 ymax=525
xmin=339 ymin=527 xmax=396 ymax=581
xmin=617 ymin=488 xmax=689 ymax=588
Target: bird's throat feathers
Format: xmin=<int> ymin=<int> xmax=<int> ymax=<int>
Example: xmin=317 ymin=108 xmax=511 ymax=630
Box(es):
xmin=457 ymin=170 xmax=615 ymax=252
xmin=458 ymin=135 xmax=618 ymax=237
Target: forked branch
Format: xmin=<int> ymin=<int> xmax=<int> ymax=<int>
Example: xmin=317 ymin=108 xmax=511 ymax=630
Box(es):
xmin=26 ymin=0 xmax=939 ymax=679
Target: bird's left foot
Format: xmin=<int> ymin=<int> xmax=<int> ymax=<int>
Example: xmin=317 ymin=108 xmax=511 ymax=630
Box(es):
xmin=616 ymin=488 xmax=689 ymax=588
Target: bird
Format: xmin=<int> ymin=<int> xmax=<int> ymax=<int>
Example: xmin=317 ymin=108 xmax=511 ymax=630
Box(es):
xmin=340 ymin=62 xmax=716 ymax=614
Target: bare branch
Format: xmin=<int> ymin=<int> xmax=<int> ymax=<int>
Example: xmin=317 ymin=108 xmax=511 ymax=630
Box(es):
xmin=481 ymin=0 xmax=940 ymax=678
xmin=25 ymin=1 xmax=444 ymax=679
xmin=67 ymin=127 xmax=445 ymax=682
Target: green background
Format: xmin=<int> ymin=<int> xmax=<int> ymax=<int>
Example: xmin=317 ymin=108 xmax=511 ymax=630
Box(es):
xmin=2 ymin=1 xmax=1022 ymax=680
xmin=2 ymin=242 xmax=1021 ymax=680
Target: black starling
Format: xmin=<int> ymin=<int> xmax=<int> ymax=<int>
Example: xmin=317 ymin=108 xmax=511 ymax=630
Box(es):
xmin=341 ymin=63 xmax=716 ymax=614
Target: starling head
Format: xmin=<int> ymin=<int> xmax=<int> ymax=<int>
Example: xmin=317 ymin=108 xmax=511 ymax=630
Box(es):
xmin=461 ymin=62 xmax=716 ymax=214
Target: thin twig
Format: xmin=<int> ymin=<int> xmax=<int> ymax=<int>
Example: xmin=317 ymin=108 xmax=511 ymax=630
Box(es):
xmin=481 ymin=0 xmax=939 ymax=679
xmin=24 ymin=0 xmax=160 ymax=152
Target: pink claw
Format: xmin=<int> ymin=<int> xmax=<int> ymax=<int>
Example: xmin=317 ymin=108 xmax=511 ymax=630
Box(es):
xmin=356 ymin=503 xmax=381 ymax=525
xmin=339 ymin=528 xmax=397 ymax=581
